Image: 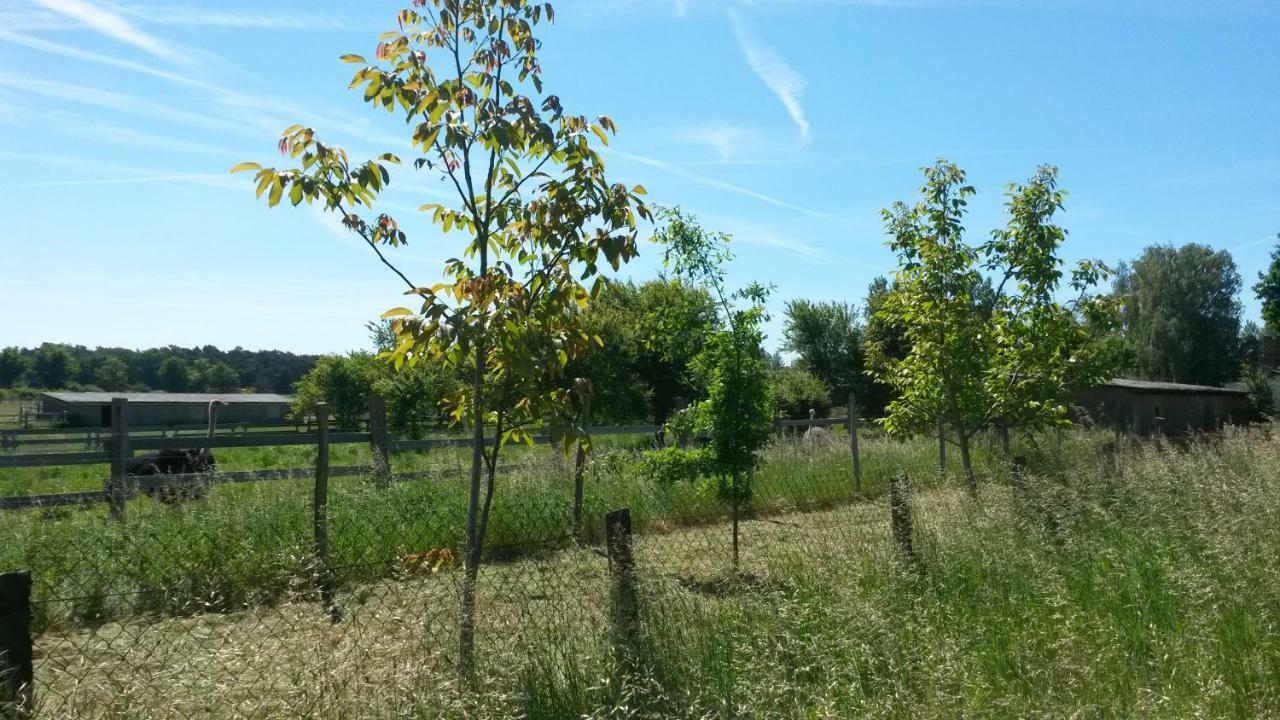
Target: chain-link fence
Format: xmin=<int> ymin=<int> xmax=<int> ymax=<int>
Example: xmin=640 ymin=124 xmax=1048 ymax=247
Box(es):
xmin=4 ymin=423 xmax=1079 ymax=718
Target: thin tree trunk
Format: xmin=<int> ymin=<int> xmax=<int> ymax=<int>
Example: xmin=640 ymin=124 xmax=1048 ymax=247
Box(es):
xmin=731 ymin=491 xmax=740 ymax=574
xmin=458 ymin=351 xmax=486 ymax=685
xmin=937 ymin=418 xmax=946 ymax=472
xmin=958 ymin=431 xmax=977 ymax=496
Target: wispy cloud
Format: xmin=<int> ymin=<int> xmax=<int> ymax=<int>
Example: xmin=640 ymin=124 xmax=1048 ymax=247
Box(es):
xmin=35 ymin=0 xmax=188 ymax=63
xmin=727 ymin=8 xmax=810 ymax=144
xmin=106 ymin=3 xmax=346 ymax=30
xmin=1227 ymin=234 xmax=1279 ymax=253
xmin=608 ymin=148 xmax=831 ymax=218
xmin=675 ymin=123 xmax=763 ymax=161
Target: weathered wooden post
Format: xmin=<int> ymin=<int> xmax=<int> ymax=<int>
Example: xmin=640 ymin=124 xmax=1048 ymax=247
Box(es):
xmin=999 ymin=424 xmax=1010 ymax=454
xmin=0 ymin=570 xmax=34 ymax=715
xmin=313 ymin=403 xmax=341 ymax=623
xmin=605 ymin=508 xmax=639 ymax=665
xmin=367 ymin=395 xmax=392 ymax=484
xmin=1010 ymin=455 xmax=1027 ymax=491
xmin=848 ymin=393 xmax=862 ymax=492
xmin=573 ymin=389 xmax=593 ymax=541
xmin=889 ymin=474 xmax=916 ymax=565
xmin=774 ymin=411 xmax=784 ymax=441
xmin=106 ymin=397 xmax=131 ymax=521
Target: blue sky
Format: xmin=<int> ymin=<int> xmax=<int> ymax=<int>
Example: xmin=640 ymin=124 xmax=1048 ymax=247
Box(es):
xmin=1 ymin=0 xmax=1277 ymax=354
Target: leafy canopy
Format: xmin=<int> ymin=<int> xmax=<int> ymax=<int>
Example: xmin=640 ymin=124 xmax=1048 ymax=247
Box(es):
xmin=235 ymin=0 xmax=650 ymax=449
xmin=872 ymin=161 xmax=1117 ymax=472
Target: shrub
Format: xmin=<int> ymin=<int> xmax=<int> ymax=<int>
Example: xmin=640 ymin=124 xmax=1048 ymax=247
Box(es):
xmin=770 ymin=367 xmax=832 ymax=419
xmin=632 ymin=446 xmax=714 ymax=485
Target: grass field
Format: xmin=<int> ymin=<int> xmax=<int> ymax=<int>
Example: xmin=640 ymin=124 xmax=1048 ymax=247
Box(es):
xmin=10 ymin=425 xmax=1280 ymax=717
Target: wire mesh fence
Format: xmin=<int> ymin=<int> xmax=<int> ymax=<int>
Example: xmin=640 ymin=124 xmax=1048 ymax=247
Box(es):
xmin=0 ymin=429 xmax=897 ymax=718
xmin=0 ymin=422 xmax=1151 ymax=718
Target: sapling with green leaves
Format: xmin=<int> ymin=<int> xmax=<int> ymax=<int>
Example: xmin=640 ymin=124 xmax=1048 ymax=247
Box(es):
xmin=655 ymin=208 xmax=774 ymax=572
xmin=871 ymin=161 xmax=1117 ymax=494
xmin=234 ymin=0 xmax=649 ymax=682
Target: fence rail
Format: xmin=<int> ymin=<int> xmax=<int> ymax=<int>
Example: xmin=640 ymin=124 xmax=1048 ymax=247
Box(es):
xmin=1 ymin=395 xmax=865 ymax=512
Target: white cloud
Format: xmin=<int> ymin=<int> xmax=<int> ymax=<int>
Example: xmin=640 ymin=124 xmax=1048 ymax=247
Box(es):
xmin=727 ymin=8 xmax=811 ymax=145
xmin=674 ymin=123 xmax=763 ymax=161
xmin=105 ymin=3 xmax=345 ymax=30
xmin=35 ymin=0 xmax=188 ymax=63
xmin=607 ymin=148 xmax=831 ymax=218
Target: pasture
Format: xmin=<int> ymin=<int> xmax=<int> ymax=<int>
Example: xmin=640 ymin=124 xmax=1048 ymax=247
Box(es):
xmin=4 ymin=425 xmax=1279 ymax=717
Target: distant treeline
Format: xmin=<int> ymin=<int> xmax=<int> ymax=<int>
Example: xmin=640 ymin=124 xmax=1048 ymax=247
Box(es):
xmin=0 ymin=344 xmax=318 ymax=395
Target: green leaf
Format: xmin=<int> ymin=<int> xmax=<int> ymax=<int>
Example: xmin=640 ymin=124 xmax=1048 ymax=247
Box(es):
xmin=381 ymin=307 xmax=413 ymax=318
xmin=229 ymin=162 xmax=262 ymax=174
xmin=339 ymin=54 xmax=367 ymax=64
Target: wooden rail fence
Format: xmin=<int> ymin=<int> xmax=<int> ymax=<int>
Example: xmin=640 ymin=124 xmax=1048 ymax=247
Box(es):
xmin=1 ymin=395 xmax=867 ymax=512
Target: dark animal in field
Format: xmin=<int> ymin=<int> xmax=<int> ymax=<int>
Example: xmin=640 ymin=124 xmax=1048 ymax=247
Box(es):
xmin=126 ymin=399 xmax=225 ymax=504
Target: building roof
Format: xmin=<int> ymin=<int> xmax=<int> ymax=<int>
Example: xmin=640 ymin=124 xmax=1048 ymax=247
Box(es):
xmin=41 ymin=392 xmax=293 ymax=405
xmin=1102 ymin=378 xmax=1248 ymax=397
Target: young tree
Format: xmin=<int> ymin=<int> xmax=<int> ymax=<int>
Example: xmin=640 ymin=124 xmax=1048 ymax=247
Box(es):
xmin=769 ymin=366 xmax=832 ymax=419
xmin=0 ymin=347 xmax=30 ymax=387
xmin=873 ymin=161 xmax=1116 ymax=493
xmin=203 ymin=362 xmax=241 ymax=393
xmin=236 ymin=0 xmax=648 ymax=680
xmin=30 ymin=344 xmax=78 ymax=389
xmin=1254 ymin=232 xmax=1280 ymax=334
xmin=656 ymin=208 xmax=773 ymax=572
xmin=293 ymin=354 xmax=377 ymax=429
xmin=1114 ymin=244 xmax=1243 ymax=385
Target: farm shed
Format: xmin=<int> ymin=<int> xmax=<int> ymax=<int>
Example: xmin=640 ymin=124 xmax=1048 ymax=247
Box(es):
xmin=1074 ymin=379 xmax=1249 ymax=436
xmin=38 ymin=392 xmax=294 ymax=428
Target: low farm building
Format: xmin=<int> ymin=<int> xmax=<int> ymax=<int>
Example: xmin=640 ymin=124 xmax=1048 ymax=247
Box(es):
xmin=39 ymin=392 xmax=294 ymax=428
xmin=1075 ymin=379 xmax=1249 ymax=435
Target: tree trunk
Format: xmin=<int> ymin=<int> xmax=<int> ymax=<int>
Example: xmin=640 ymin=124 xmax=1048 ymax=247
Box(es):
xmin=937 ymin=418 xmax=946 ymax=472
xmin=958 ymin=431 xmax=977 ymax=496
xmin=458 ymin=351 xmax=486 ymax=686
xmin=731 ymin=493 xmax=740 ymax=574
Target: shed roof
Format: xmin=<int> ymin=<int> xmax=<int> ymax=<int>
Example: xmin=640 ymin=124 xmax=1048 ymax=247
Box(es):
xmin=41 ymin=392 xmax=293 ymax=405
xmin=1101 ymin=378 xmax=1247 ymax=397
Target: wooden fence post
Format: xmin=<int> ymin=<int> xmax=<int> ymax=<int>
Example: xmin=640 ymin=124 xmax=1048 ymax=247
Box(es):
xmin=367 ymin=395 xmax=391 ymax=484
xmin=0 ymin=570 xmax=34 ymax=715
xmin=889 ymin=474 xmax=916 ymax=565
xmin=848 ymin=393 xmax=862 ymax=493
xmin=106 ymin=397 xmax=131 ymax=521
xmin=605 ymin=508 xmax=639 ymax=664
xmin=774 ymin=411 xmax=784 ymax=441
xmin=313 ymin=404 xmax=341 ymax=623
xmin=573 ymin=391 xmax=593 ymax=541
xmin=1010 ymin=455 xmax=1027 ymax=491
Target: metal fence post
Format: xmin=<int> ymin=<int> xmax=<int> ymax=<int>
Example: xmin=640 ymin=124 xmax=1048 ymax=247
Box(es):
xmin=367 ymin=395 xmax=391 ymax=484
xmin=107 ymin=397 xmax=131 ymax=521
xmin=848 ymin=393 xmax=862 ymax=492
xmin=0 ymin=570 xmax=34 ymax=715
xmin=313 ymin=403 xmax=341 ymax=623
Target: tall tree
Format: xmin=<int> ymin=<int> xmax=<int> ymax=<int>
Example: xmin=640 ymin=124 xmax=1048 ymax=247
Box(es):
xmin=872 ymin=161 xmax=1116 ymax=492
xmin=237 ymin=0 xmax=648 ymax=681
xmin=573 ymin=279 xmax=717 ymax=424
xmin=93 ymin=356 xmax=131 ymax=391
xmin=781 ymin=300 xmax=868 ymax=409
xmin=30 ymin=344 xmax=78 ymax=389
xmin=156 ymin=357 xmax=191 ymax=393
xmin=0 ymin=347 xmax=30 ymax=387
xmin=1254 ymin=232 xmax=1280 ymax=333
xmin=1115 ymin=243 xmax=1242 ymax=385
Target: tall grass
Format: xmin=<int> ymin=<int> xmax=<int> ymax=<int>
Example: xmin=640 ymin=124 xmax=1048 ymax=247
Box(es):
xmin=15 ymin=425 xmax=1280 ymax=717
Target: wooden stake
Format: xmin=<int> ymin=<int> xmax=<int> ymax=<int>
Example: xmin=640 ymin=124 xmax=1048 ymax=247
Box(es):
xmin=313 ymin=403 xmax=341 ymax=623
